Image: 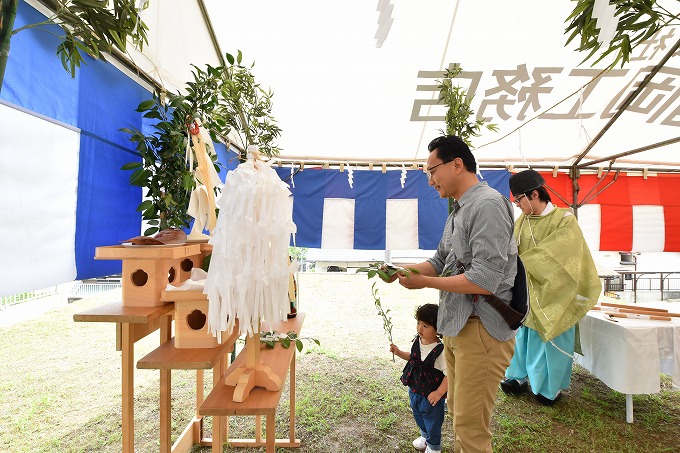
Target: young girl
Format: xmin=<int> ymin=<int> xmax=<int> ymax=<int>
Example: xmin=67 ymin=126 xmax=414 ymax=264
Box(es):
xmin=390 ymin=304 xmax=447 ymax=453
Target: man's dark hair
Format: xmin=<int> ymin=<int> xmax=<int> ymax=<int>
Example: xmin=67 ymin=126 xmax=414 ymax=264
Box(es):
xmin=523 ymin=186 xmax=552 ymax=203
xmin=427 ymin=135 xmax=477 ymax=173
xmin=415 ymin=303 xmax=439 ymax=330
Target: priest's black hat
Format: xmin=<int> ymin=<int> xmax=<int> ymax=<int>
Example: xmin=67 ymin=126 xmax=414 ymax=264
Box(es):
xmin=509 ymin=169 xmax=545 ymax=196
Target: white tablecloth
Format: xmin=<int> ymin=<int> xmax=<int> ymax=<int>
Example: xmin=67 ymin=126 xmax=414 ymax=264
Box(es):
xmin=576 ymin=310 xmax=680 ymax=394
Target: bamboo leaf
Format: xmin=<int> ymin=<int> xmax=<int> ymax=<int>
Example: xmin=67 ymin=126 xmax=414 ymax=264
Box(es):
xmin=137 ymin=99 xmax=156 ymax=111
xmin=120 ymin=162 xmax=142 ymax=170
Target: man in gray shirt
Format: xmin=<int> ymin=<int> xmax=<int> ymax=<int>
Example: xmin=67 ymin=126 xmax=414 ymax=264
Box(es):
xmin=396 ymin=135 xmax=518 ymax=453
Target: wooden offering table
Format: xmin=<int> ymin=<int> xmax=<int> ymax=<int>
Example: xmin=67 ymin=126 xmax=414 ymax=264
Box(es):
xmin=137 ymin=328 xmax=240 ymax=452
xmin=200 ymin=314 xmax=305 ymax=453
xmin=73 ymin=242 xmax=207 ymax=453
xmin=73 ymin=301 xmax=174 ymax=452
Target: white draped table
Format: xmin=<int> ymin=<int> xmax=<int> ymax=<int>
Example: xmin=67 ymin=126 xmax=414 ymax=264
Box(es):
xmin=575 ymin=309 xmax=680 ymax=423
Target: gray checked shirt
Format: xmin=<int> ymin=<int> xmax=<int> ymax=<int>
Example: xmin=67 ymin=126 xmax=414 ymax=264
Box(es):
xmin=427 ymin=182 xmax=518 ymax=342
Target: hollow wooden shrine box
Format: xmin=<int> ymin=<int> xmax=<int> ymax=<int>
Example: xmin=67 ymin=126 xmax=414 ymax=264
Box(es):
xmin=95 ymin=243 xmax=208 ymax=307
xmin=161 ymin=289 xmax=234 ymax=348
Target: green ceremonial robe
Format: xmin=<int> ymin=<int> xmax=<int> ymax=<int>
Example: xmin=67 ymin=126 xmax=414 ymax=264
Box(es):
xmin=515 ymin=207 xmax=602 ymax=342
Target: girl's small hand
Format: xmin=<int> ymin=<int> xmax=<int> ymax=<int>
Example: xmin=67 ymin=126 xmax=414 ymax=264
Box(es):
xmin=389 ymin=344 xmax=399 ymax=354
xmin=427 ymin=392 xmax=441 ymax=406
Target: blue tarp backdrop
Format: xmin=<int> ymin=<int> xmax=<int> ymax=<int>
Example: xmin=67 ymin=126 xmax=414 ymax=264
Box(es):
xmin=274 ymin=168 xmax=511 ymax=250
xmin=1 ymin=0 xmax=512 ymax=288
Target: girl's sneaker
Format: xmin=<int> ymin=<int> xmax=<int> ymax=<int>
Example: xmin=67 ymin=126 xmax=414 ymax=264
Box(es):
xmin=425 ymin=446 xmax=441 ymax=453
xmin=412 ymin=436 xmax=427 ymax=450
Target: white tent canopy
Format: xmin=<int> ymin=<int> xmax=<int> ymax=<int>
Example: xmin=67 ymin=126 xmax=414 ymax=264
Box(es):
xmin=4 ymin=0 xmax=680 ymax=298
xmin=128 ymin=0 xmax=680 ymax=171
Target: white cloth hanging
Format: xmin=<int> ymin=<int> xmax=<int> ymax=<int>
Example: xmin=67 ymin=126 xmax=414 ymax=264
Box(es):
xmin=204 ymin=148 xmax=296 ymax=339
xmin=186 ymin=119 xmax=223 ymax=239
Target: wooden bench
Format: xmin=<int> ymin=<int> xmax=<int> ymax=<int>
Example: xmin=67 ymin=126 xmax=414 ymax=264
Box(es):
xmin=200 ymin=314 xmax=305 ymax=452
xmin=73 ymin=301 xmax=174 ymax=452
xmin=137 ymin=328 xmax=240 ymax=452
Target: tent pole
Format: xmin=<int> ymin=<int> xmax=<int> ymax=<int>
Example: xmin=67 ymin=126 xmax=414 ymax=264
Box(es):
xmin=570 ymin=165 xmax=580 ymax=220
xmin=577 ymin=136 xmax=680 ymax=169
xmin=197 ymin=0 xmax=225 ymax=66
xmin=581 ymin=170 xmax=620 ymax=206
xmin=544 ymin=183 xmax=571 ymax=208
xmin=573 ymin=37 xmax=680 ymax=167
xmin=579 ymin=163 xmax=616 ymax=205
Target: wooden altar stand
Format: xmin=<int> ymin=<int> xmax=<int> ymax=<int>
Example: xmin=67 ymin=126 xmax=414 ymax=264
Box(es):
xmin=137 ymin=326 xmax=240 ymax=452
xmin=73 ymin=242 xmax=208 ymax=453
xmin=200 ymin=314 xmax=305 ymax=453
xmin=73 ymin=300 xmax=174 ymax=451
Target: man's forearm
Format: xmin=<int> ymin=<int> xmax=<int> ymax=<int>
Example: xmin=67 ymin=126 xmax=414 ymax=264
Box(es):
xmin=422 ymin=273 xmax=491 ymax=295
xmin=402 ymin=261 xmax=437 ymax=277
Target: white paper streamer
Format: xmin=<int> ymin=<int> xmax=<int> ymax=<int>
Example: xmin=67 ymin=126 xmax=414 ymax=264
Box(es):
xmin=347 ymin=163 xmax=354 ymax=188
xmin=186 ymin=119 xmax=222 ymax=239
xmin=400 ymin=164 xmax=407 ymax=188
xmin=204 ymin=147 xmax=297 ymax=339
xmin=592 ymin=0 xmax=619 ymax=48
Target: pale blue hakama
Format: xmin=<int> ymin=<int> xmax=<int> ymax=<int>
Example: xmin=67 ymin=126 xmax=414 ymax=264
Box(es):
xmin=505 ymin=325 xmax=575 ymax=400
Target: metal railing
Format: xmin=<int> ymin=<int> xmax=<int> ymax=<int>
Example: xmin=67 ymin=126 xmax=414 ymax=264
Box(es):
xmin=67 ymin=281 xmax=122 ymax=302
xmin=603 ymin=271 xmax=680 ymax=302
xmin=1 ymin=276 xmax=122 ymax=309
xmin=1 ymin=286 xmax=58 ymax=310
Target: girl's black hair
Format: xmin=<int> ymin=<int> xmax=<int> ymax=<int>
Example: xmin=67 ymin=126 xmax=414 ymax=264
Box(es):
xmin=415 ymin=303 xmax=439 ymax=330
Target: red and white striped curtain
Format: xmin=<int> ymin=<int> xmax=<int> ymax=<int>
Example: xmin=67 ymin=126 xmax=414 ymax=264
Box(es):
xmin=539 ymin=172 xmax=680 ymax=252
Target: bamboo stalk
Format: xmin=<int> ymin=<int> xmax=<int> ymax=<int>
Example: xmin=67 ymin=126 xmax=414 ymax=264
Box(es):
xmin=602 ymin=311 xmax=672 ymax=322
xmin=600 ymin=301 xmax=669 ymax=313
xmin=591 ymin=306 xmax=680 ymax=317
xmin=612 ymin=307 xmax=679 ymax=318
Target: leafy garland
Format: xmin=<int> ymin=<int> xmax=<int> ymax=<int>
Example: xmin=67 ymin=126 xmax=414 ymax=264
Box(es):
xmin=356 ymin=262 xmax=420 ymax=362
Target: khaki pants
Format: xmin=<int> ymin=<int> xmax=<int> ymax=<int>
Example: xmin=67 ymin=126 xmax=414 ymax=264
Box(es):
xmin=444 ymin=318 xmax=515 ymax=453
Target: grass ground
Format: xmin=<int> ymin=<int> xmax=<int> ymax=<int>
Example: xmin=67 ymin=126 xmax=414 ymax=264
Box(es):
xmin=0 ymin=272 xmax=679 ymax=452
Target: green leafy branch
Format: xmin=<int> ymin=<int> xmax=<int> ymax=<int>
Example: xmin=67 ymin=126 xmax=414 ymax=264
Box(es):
xmin=356 ymin=261 xmax=420 ymax=280
xmin=436 ymin=63 xmax=498 ymax=147
xmin=120 ymin=64 xmax=223 ymax=235
xmin=8 ymin=0 xmax=149 ymax=78
xmin=259 ymin=330 xmax=320 ymax=352
xmin=370 ymin=282 xmax=395 ymax=362
xmin=564 ymin=0 xmax=679 ymax=69
xmin=219 ymin=51 xmax=282 ymax=160
xmin=119 ymin=51 xmax=280 ymax=235
xmin=356 ymin=261 xmax=420 ymax=362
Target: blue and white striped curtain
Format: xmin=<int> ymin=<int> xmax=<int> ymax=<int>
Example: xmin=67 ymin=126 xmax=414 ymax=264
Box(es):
xmin=274 ymin=167 xmax=511 ymax=250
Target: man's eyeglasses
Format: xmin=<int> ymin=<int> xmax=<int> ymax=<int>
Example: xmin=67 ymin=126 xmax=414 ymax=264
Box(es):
xmin=513 ymin=193 xmax=526 ymax=205
xmin=426 ymin=161 xmax=450 ymax=179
